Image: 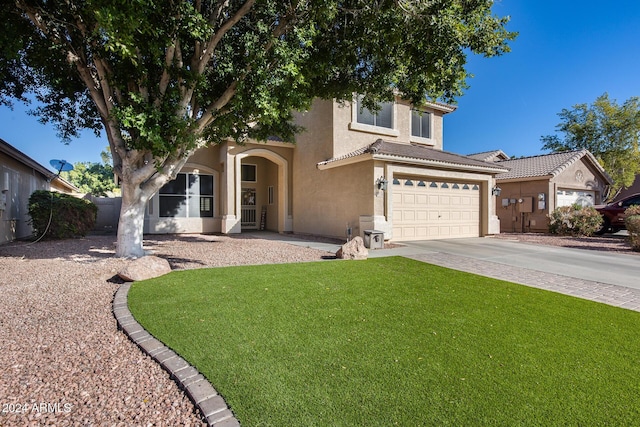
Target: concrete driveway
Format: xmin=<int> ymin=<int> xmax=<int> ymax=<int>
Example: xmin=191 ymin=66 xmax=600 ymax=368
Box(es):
xmin=370 ymin=237 xmax=640 ymax=290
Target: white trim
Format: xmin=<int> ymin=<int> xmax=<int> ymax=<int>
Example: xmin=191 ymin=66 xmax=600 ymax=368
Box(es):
xmin=409 ymin=109 xmax=435 ymax=145
xmin=348 ymin=121 xmax=400 ymax=137
xmin=419 ymin=101 xmax=457 ymax=114
xmin=350 ymin=96 xmax=400 ymax=137
xmin=409 ymin=135 xmax=435 ymax=146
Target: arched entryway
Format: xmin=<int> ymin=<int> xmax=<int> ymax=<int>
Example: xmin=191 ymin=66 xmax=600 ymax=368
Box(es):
xmin=234 ymin=149 xmax=290 ymax=233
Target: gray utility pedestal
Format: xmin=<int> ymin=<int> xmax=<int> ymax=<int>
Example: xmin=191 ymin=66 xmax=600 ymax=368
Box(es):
xmin=363 ymin=230 xmax=384 ymax=249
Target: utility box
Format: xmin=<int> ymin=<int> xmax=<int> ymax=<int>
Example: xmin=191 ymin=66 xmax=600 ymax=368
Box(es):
xmin=520 ymin=197 xmax=533 ymax=213
xmin=363 ymin=230 xmax=384 ymax=249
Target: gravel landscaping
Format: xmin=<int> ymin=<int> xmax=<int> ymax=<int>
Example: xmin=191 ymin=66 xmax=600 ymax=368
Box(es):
xmin=0 ymin=234 xmax=332 ymax=426
xmin=491 ymin=232 xmax=639 ymax=255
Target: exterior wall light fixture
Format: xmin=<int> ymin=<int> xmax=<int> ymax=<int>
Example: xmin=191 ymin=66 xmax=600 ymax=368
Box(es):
xmin=491 ymin=186 xmax=502 ymax=196
xmin=376 ymin=176 xmax=388 ymax=191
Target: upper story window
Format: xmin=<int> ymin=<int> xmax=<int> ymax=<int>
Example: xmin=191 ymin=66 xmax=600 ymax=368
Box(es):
xmin=356 ymin=97 xmax=393 ymax=129
xmin=350 ymin=95 xmax=399 ymax=137
xmin=411 ymin=109 xmax=431 ymax=139
xmin=159 ymin=173 xmax=214 ymax=218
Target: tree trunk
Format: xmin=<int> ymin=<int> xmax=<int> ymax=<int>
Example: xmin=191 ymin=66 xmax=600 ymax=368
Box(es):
xmin=115 ymin=182 xmax=151 ymax=258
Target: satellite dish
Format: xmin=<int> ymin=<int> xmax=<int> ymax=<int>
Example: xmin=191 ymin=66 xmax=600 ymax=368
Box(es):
xmin=50 ymin=159 xmax=74 ymax=174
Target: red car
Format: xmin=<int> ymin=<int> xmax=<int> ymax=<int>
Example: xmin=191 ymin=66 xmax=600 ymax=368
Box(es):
xmin=594 ymin=193 xmax=640 ymax=234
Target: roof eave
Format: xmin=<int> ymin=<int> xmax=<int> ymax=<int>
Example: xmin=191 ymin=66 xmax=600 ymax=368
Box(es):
xmin=0 ymin=139 xmax=55 ymax=180
xmin=496 ymin=175 xmax=554 ymax=183
xmin=373 ymin=153 xmax=509 ymax=174
xmin=316 ymin=153 xmax=373 ymax=170
xmin=421 ymin=101 xmax=457 ymax=114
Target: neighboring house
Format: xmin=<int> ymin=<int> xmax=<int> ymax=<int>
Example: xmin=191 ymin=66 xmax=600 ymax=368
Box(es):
xmin=0 ymin=138 xmax=79 ymax=244
xmin=144 ymin=96 xmax=508 ymax=242
xmin=614 ymin=173 xmax=640 ymax=201
xmin=468 ymin=150 xmax=613 ymax=233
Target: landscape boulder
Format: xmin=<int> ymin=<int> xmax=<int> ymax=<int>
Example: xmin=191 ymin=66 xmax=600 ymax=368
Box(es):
xmin=118 ymin=256 xmax=172 ymax=282
xmin=336 ymin=236 xmax=368 ymax=260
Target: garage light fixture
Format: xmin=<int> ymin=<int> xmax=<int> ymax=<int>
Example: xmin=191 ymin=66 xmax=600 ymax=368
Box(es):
xmin=491 ymin=186 xmax=502 ymax=197
xmin=376 ymin=176 xmax=388 ymax=191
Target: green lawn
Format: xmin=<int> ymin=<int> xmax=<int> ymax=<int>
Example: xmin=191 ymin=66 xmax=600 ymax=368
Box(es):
xmin=128 ymin=257 xmax=640 ymax=426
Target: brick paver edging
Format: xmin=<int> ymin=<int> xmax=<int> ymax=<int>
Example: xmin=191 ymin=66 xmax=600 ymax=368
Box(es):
xmin=113 ymin=283 xmax=240 ymax=427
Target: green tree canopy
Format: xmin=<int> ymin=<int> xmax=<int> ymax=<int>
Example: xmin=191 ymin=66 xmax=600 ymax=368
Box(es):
xmin=60 ymin=154 xmax=119 ymax=197
xmin=1 ymin=0 xmax=516 ymax=257
xmin=541 ymin=93 xmax=640 ymax=198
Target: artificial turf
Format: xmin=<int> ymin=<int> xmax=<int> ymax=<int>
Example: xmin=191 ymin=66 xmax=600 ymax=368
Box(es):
xmin=128 ymin=257 xmax=640 ymax=426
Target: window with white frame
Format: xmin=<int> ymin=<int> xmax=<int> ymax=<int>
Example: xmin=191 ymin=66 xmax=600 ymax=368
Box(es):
xmin=356 ymin=96 xmax=393 ymax=129
xmin=350 ymin=95 xmax=399 ymax=137
xmin=411 ymin=109 xmax=431 ymax=139
xmin=159 ymin=173 xmax=214 ymax=218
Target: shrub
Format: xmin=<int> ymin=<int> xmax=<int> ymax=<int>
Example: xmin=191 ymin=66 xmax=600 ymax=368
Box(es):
xmin=625 ymin=205 xmax=640 ymax=251
xmin=28 ymin=190 xmax=97 ymax=239
xmin=548 ymin=204 xmax=603 ymax=236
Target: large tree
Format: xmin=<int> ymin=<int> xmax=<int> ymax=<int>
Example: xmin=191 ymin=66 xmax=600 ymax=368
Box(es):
xmin=2 ymin=0 xmax=516 ymax=257
xmin=541 ymin=93 xmax=640 ymax=199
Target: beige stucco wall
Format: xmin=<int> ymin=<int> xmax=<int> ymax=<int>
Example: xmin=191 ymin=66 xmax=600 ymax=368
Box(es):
xmin=294 ymin=100 xmax=377 ymax=239
xmin=160 ymin=96 xmax=491 ymax=241
xmin=145 ymin=140 xmax=295 ymax=234
xmin=290 ymin=97 xmax=496 ymax=241
xmin=293 ymin=155 xmax=375 ymax=240
xmin=330 ymin=97 xmax=444 ymax=158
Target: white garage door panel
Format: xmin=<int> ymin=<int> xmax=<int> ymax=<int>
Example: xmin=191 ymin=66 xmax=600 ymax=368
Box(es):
xmin=557 ymin=189 xmax=595 ymax=207
xmin=392 ymin=177 xmax=481 ymax=241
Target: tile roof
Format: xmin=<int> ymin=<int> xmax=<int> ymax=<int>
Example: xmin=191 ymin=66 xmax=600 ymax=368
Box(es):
xmin=317 ymin=139 xmax=508 ymax=172
xmin=495 ymin=149 xmax=613 ymax=184
xmin=467 ymin=150 xmax=510 ymax=162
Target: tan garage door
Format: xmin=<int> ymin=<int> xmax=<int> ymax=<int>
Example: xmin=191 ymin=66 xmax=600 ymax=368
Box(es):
xmin=392 ymin=177 xmax=481 ymax=240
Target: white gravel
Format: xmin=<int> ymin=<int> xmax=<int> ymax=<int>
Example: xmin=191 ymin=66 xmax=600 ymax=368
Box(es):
xmin=0 ymin=234 xmax=332 ymax=426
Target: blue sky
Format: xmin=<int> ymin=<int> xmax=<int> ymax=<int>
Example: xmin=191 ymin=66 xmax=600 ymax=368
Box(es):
xmin=1 ymin=0 xmax=639 ymax=171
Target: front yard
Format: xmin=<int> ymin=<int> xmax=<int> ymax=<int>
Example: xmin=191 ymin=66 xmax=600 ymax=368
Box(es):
xmin=129 ymin=257 xmax=640 ymax=426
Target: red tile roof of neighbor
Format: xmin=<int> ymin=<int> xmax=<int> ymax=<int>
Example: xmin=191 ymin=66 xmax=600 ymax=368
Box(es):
xmin=493 ymin=150 xmax=612 ymax=184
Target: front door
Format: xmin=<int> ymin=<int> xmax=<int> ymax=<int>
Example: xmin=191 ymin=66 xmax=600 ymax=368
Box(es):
xmin=241 ymin=187 xmax=257 ymax=229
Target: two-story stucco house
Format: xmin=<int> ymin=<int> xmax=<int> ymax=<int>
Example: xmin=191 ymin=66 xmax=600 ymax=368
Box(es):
xmin=144 ymin=96 xmax=508 ymax=242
